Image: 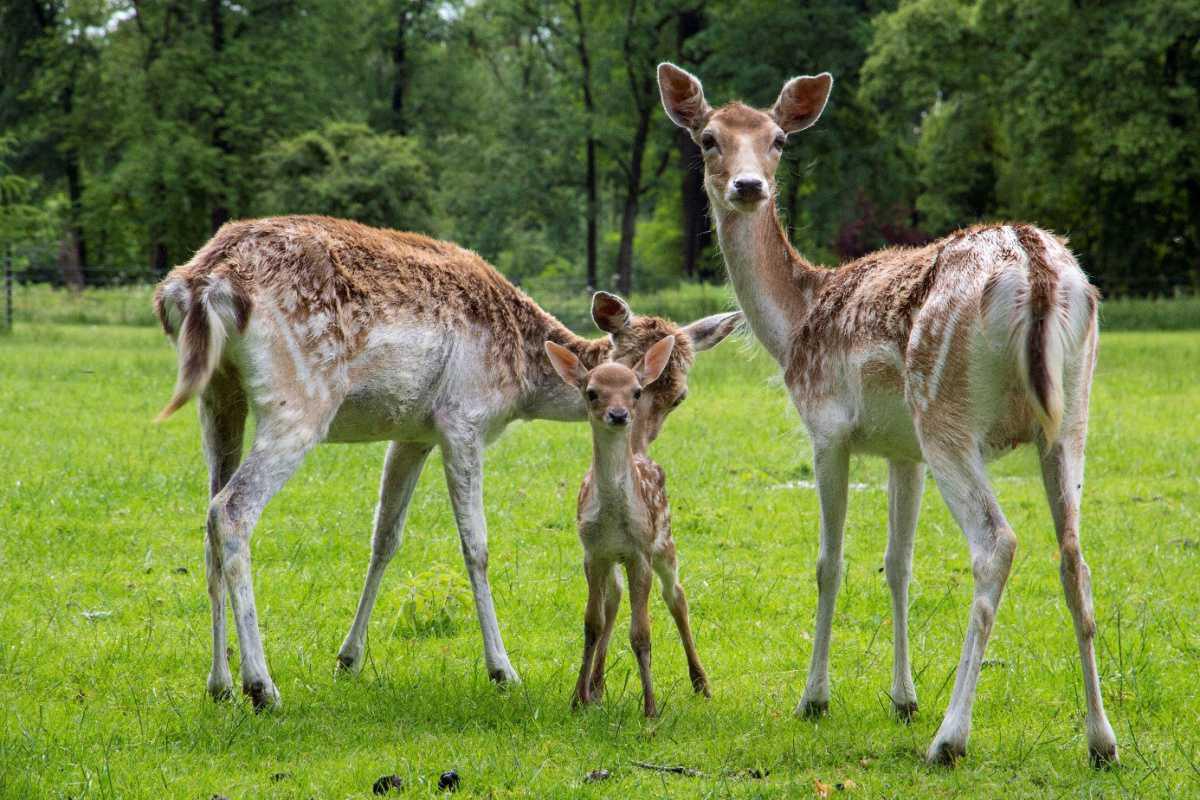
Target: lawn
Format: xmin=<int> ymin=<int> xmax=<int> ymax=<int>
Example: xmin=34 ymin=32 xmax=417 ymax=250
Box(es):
xmin=1 ymin=322 xmax=1198 ymax=798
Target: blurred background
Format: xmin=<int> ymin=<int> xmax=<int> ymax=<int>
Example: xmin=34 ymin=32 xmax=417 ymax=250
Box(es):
xmin=0 ymin=0 xmax=1197 ymax=329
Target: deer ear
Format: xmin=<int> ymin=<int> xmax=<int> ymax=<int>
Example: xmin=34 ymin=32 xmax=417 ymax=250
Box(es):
xmin=657 ymin=62 xmax=711 ymax=131
xmin=636 ymin=336 xmax=676 ymax=386
xmin=771 ymin=72 xmax=833 ymax=134
xmin=545 ymin=341 xmax=587 ymax=387
xmin=682 ymin=311 xmax=742 ymax=352
xmin=591 ymin=291 xmax=632 ymax=334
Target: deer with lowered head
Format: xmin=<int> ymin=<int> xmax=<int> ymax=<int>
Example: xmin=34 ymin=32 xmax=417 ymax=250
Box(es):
xmin=153 ymin=214 xmax=740 ymax=711
xmin=545 ymin=335 xmax=711 ymax=717
xmin=657 ymin=64 xmax=1117 ymax=766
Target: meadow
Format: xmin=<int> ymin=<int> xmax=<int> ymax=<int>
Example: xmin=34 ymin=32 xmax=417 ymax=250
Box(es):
xmin=1 ymin=319 xmax=1198 ymax=798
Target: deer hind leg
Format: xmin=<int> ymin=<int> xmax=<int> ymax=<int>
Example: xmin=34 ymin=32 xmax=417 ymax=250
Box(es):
xmin=922 ymin=444 xmax=1016 ymax=765
xmin=1039 ymin=425 xmax=1118 ymax=765
xmin=588 ymin=566 xmax=622 ymax=700
xmin=198 ymin=369 xmax=247 ymax=701
xmin=439 ymin=429 xmax=519 ymax=684
xmin=886 ymin=459 xmax=923 ymax=720
xmin=574 ymin=557 xmax=612 ymax=707
xmin=797 ymin=440 xmax=850 ymax=719
xmin=209 ymin=416 xmax=321 ymax=711
xmin=653 ymin=543 xmax=710 ymax=697
xmin=626 ymin=558 xmax=657 ymax=717
xmin=336 ymin=441 xmax=433 ymax=674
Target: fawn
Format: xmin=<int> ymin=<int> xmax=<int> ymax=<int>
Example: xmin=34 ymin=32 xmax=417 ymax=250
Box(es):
xmin=545 ymin=336 xmax=710 ymax=717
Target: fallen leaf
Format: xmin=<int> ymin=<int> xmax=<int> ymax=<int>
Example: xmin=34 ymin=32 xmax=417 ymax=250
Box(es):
xmin=814 ymin=778 xmax=833 ymax=798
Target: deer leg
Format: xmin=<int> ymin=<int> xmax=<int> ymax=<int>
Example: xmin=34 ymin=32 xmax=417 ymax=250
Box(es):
xmin=209 ymin=421 xmax=319 ymax=711
xmin=198 ymin=372 xmax=246 ymax=701
xmin=336 ymin=441 xmax=433 ymax=674
xmin=626 ymin=559 xmax=657 ymax=717
xmin=923 ymin=447 xmax=1016 ymax=765
xmin=886 ymin=459 xmax=923 ymax=720
xmin=588 ymin=566 xmax=622 ymax=699
xmin=1040 ymin=435 xmax=1118 ymax=766
xmin=440 ymin=430 xmax=518 ymax=684
xmin=653 ymin=545 xmax=710 ymax=697
xmin=574 ymin=557 xmax=611 ymax=707
xmin=797 ymin=440 xmax=850 ymax=718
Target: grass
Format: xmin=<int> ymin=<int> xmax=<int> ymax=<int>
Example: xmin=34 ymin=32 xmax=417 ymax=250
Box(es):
xmin=5 ymin=280 xmax=1197 ymax=332
xmin=1 ymin=323 xmax=1199 ymax=798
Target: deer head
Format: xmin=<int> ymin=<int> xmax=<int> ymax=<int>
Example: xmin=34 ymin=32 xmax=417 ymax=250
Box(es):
xmin=657 ymin=63 xmax=833 ymax=215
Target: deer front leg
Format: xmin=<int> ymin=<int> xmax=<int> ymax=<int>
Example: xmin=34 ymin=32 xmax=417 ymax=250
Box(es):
xmin=337 ymin=441 xmax=433 ymax=674
xmin=886 ymin=459 xmax=923 ymax=720
xmin=653 ymin=545 xmax=710 ymax=697
xmin=440 ymin=430 xmax=519 ymax=684
xmin=588 ymin=566 xmax=622 ymax=700
xmin=797 ymin=440 xmax=850 ymax=718
xmin=209 ymin=428 xmax=316 ymax=711
xmin=574 ymin=557 xmax=611 ymax=707
xmin=626 ymin=559 xmax=657 ymax=717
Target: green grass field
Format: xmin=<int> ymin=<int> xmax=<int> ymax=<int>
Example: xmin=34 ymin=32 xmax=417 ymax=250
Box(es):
xmin=2 ymin=323 xmax=1198 ymax=798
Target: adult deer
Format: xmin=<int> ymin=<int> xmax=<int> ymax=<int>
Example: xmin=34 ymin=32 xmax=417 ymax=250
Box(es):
xmin=657 ymin=64 xmax=1117 ymax=766
xmin=154 ymin=214 xmax=740 ymax=710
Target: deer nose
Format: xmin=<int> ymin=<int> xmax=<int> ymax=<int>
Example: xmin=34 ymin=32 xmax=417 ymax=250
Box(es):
xmin=606 ymin=408 xmax=630 ymax=426
xmin=732 ymin=177 xmax=765 ymax=198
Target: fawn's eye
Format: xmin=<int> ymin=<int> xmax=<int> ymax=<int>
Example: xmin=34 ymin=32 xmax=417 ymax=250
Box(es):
xmin=586 ymin=389 xmax=598 ymax=402
xmin=700 ymin=132 xmax=718 ymax=152
xmin=772 ymin=133 xmax=787 ymax=150
xmin=672 ymin=392 xmax=687 ymax=407
xmin=633 ymin=388 xmax=642 ymax=400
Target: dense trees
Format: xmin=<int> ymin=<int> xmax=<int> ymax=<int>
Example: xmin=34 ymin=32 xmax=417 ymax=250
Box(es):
xmin=1 ymin=0 xmax=1195 ymax=294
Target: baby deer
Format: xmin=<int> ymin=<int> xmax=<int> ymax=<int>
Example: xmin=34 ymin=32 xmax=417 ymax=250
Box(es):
xmin=545 ymin=336 xmax=710 ymax=717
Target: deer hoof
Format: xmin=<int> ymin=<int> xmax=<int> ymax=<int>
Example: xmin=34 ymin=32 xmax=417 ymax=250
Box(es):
xmin=926 ymin=738 xmax=966 ymax=766
xmin=1089 ymin=743 xmax=1119 ymax=769
xmin=797 ymin=699 xmax=828 ymax=719
xmin=893 ymin=701 xmax=918 ymax=723
xmin=334 ymin=653 xmax=361 ymax=676
xmin=243 ymin=679 xmax=281 ymax=712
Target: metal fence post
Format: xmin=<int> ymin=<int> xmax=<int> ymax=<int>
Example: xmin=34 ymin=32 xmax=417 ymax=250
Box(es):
xmin=3 ymin=246 xmax=12 ymax=333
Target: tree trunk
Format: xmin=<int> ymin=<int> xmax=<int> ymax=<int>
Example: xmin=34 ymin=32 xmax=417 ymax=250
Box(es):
xmin=209 ymin=0 xmax=231 ymax=233
xmin=616 ymin=108 xmax=650 ymax=295
xmin=678 ymin=128 xmax=708 ymax=279
xmin=571 ymin=0 xmax=598 ymax=290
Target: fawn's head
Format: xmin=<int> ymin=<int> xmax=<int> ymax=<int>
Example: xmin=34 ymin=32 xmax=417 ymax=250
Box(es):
xmin=545 ymin=336 xmax=676 ymax=444
xmin=657 ymin=63 xmax=832 ymax=215
xmin=589 ymin=292 xmax=740 ymax=449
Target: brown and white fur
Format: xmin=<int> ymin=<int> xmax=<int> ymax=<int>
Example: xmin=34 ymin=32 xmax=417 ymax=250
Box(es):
xmin=545 ymin=336 xmax=711 ymax=717
xmin=658 ymin=64 xmax=1117 ymax=766
xmin=153 ymin=214 xmax=740 ymax=710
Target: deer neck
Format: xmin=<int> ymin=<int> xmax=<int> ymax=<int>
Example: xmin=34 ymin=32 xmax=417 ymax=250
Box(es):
xmin=589 ymin=426 xmax=636 ymax=502
xmin=712 ymin=200 xmax=823 ymax=366
xmin=521 ymin=319 xmax=612 ymax=422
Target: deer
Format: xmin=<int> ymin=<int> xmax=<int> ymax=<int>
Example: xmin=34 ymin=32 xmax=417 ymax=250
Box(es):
xmin=545 ymin=335 xmax=711 ymax=717
xmin=153 ymin=214 xmax=741 ymax=711
xmin=656 ymin=63 xmax=1118 ymax=767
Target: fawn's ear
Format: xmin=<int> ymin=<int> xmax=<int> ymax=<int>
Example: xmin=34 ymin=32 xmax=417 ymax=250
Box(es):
xmin=545 ymin=341 xmax=587 ymax=387
xmin=636 ymin=335 xmax=676 ymax=386
xmin=591 ymin=291 xmax=632 ymax=334
xmin=658 ymin=62 xmax=711 ymax=132
xmin=682 ymin=311 xmax=742 ymax=352
xmin=770 ymin=72 xmax=833 ymax=134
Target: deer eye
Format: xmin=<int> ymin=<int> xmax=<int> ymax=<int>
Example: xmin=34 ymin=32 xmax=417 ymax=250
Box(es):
xmin=586 ymin=389 xmax=598 ymax=402
xmin=672 ymin=392 xmax=687 ymax=407
xmin=700 ymin=132 xmax=719 ymax=152
xmin=633 ymin=387 xmax=642 ymax=400
xmin=773 ymin=133 xmax=787 ymax=150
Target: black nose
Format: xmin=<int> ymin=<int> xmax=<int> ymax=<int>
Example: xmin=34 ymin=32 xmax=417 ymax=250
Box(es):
xmin=732 ymin=177 xmax=764 ymax=197
xmin=606 ymin=408 xmax=629 ymax=425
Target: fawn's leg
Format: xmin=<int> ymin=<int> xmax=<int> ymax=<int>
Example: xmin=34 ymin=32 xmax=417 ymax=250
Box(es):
xmin=588 ymin=566 xmax=622 ymax=699
xmin=626 ymin=558 xmax=657 ymax=717
xmin=574 ymin=557 xmax=612 ymax=707
xmin=653 ymin=544 xmax=710 ymax=696
xmin=886 ymin=459 xmax=923 ymax=719
xmin=923 ymin=445 xmax=1016 ymax=765
xmin=198 ymin=370 xmax=247 ymax=701
xmin=797 ymin=440 xmax=850 ymax=718
xmin=337 ymin=441 xmax=433 ymax=674
xmin=1039 ymin=418 xmax=1118 ymax=764
xmin=439 ymin=427 xmax=519 ymax=683
xmin=209 ymin=418 xmax=320 ymax=711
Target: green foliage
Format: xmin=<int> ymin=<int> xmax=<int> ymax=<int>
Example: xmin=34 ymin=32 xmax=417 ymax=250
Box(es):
xmin=2 ymin=323 xmax=1199 ymax=795
xmin=390 ymin=566 xmax=473 ymax=639
xmin=259 ymin=122 xmax=435 ymax=233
